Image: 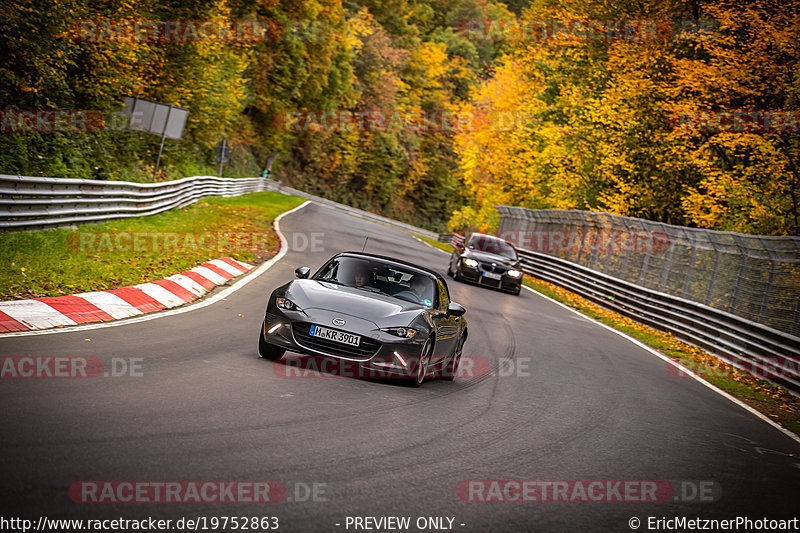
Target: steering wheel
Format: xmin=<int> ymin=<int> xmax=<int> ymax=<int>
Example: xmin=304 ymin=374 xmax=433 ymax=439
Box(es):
xmin=393 ymin=290 xmax=421 ymax=304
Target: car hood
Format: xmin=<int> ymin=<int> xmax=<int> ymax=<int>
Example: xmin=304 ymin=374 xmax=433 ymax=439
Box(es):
xmin=464 ymin=250 xmax=519 ymax=267
xmin=284 ymin=279 xmax=425 ymax=327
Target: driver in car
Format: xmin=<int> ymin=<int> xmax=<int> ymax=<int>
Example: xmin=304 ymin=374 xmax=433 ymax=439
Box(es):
xmin=352 ymin=265 xmax=370 ymax=288
xmin=409 ymin=275 xmax=433 ymax=307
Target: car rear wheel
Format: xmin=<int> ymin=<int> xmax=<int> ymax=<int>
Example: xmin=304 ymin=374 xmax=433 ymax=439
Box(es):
xmin=446 ymin=263 xmax=454 ymax=277
xmin=258 ymin=327 xmax=285 ymax=360
xmin=443 ymin=334 xmax=464 ymax=381
xmin=412 ymin=338 xmax=433 ymax=387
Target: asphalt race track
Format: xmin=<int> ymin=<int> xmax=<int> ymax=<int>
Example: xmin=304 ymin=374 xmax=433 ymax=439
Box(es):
xmin=1 ymin=202 xmax=799 ymax=532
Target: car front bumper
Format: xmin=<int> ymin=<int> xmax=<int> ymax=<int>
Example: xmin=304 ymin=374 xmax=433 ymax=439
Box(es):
xmin=262 ymin=313 xmax=427 ymax=379
xmin=458 ymin=266 xmax=522 ymax=292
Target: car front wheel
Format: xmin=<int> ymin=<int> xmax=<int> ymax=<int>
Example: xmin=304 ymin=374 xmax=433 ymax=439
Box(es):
xmin=412 ymin=338 xmax=433 ymax=387
xmin=443 ymin=334 xmax=464 ymax=381
xmin=258 ymin=326 xmax=285 ymax=360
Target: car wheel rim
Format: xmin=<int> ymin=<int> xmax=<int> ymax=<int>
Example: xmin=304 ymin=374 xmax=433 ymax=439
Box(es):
xmin=453 ymin=339 xmax=463 ymax=375
xmin=417 ymin=341 xmax=430 ymax=384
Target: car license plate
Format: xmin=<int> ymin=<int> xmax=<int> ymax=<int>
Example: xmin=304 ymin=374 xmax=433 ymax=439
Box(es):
xmin=310 ymin=325 xmax=361 ymax=346
xmin=482 ymin=272 xmax=502 ymax=280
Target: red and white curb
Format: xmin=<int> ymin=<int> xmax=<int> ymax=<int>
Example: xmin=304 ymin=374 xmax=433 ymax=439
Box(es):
xmin=0 ymin=257 xmax=252 ymax=332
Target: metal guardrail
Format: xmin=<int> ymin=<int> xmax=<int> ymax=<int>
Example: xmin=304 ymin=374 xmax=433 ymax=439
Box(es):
xmin=496 ymin=206 xmax=800 ymax=337
xmin=273 ymin=183 xmax=440 ymax=241
xmin=0 ymin=174 xmax=440 ymax=241
xmin=0 ymin=175 xmax=275 ymax=231
xmin=515 ymin=248 xmax=800 ymax=394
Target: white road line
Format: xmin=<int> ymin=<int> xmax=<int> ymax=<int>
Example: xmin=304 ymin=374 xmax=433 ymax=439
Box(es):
xmin=0 ymin=201 xmax=310 ymax=337
xmin=420 ymin=232 xmax=798 ymax=443
xmin=0 ymin=299 xmax=77 ymax=330
xmin=521 ymin=284 xmax=800 ymax=445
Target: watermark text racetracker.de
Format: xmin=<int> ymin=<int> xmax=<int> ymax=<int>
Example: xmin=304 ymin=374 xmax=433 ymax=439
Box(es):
xmin=1 ymin=515 xmax=280 ymax=532
xmin=1 ymin=110 xmax=106 ymax=133
xmin=457 ymin=479 xmax=721 ymax=503
xmin=0 ymin=356 xmax=143 ymax=379
xmin=273 ymin=355 xmax=533 ymax=380
xmin=69 ymin=480 xmax=328 ymax=504
xmin=460 ymin=19 xmax=722 ymax=43
xmin=671 ymin=110 xmax=800 ymax=134
xmin=68 ymin=230 xmax=325 ymax=254
xmin=495 ymin=228 xmax=671 ymax=255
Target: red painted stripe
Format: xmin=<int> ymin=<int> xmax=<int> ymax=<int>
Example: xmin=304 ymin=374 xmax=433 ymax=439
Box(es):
xmin=200 ymin=262 xmax=234 ymax=280
xmin=34 ymin=295 xmax=115 ymax=324
xmin=151 ymin=279 xmax=195 ymax=303
xmin=108 ymin=287 xmax=165 ymax=313
xmin=217 ymin=257 xmax=249 ymax=273
xmin=0 ymin=310 xmax=29 ymax=332
xmin=181 ymin=270 xmax=216 ymax=290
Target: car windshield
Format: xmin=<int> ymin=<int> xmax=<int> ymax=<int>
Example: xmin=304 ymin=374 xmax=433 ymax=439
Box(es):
xmin=467 ymin=234 xmax=517 ymax=259
xmin=314 ymin=256 xmax=436 ymax=308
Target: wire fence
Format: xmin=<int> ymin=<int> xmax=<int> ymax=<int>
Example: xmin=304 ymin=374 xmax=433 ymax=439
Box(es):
xmin=496 ymin=206 xmax=800 ymax=337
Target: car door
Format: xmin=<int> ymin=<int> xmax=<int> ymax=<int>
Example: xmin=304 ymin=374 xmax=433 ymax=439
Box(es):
xmin=431 ymin=279 xmax=459 ymax=365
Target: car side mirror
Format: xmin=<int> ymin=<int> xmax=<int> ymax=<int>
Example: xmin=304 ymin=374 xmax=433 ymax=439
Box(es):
xmin=447 ymin=302 xmax=466 ymax=317
xmin=295 ymin=266 xmax=310 ymax=279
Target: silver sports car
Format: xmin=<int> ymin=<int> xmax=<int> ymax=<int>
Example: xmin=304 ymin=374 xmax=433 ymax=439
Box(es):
xmin=259 ymin=252 xmax=468 ymax=386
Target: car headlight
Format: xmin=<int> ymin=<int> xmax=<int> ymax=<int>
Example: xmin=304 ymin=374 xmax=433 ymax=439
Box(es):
xmin=463 ymin=258 xmax=478 ymax=268
xmin=507 ymin=269 xmax=522 ymax=278
xmin=380 ymin=327 xmax=417 ymax=338
xmin=276 ymin=296 xmax=303 ymax=312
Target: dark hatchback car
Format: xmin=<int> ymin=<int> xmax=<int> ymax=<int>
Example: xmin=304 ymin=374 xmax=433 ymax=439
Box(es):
xmin=259 ymin=252 xmax=468 ymax=386
xmin=448 ymin=233 xmax=523 ymax=295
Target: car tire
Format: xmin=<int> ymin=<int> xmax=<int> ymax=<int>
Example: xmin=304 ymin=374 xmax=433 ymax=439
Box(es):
xmin=412 ymin=338 xmax=433 ymax=387
xmin=443 ymin=334 xmax=464 ymax=381
xmin=258 ymin=328 xmax=285 ymax=360
xmin=513 ymin=286 xmax=521 ymax=296
xmin=447 ymin=263 xmax=454 ymax=277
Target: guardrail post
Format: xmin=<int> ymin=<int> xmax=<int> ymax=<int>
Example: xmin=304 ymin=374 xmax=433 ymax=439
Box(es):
xmin=603 ymin=226 xmax=616 ymax=274
xmin=639 ymin=237 xmax=652 ymax=286
xmin=758 ymin=238 xmax=779 ymax=325
xmin=705 ymin=245 xmax=721 ymax=305
xmin=659 ymin=238 xmax=676 ymax=292
xmin=681 ymin=237 xmax=698 ymax=299
xmin=730 ymin=235 xmax=748 ymax=314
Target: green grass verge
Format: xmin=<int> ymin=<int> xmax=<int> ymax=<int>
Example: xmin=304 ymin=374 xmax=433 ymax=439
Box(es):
xmin=521 ymin=276 xmax=800 ymax=434
xmin=418 ymin=235 xmax=454 ymax=254
xmin=0 ymin=192 xmax=305 ymax=300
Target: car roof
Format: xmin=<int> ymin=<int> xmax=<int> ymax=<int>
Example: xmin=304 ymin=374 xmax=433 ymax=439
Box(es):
xmin=338 ymin=251 xmax=443 ymax=280
xmin=469 ymin=232 xmax=509 ymax=242
xmin=468 ymin=232 xmax=517 ymax=248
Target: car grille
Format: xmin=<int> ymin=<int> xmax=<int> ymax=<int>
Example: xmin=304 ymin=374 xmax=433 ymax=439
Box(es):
xmin=292 ymin=322 xmax=381 ymax=359
xmin=477 ymin=261 xmax=505 ymax=287
xmin=479 ymin=261 xmax=507 ymax=273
